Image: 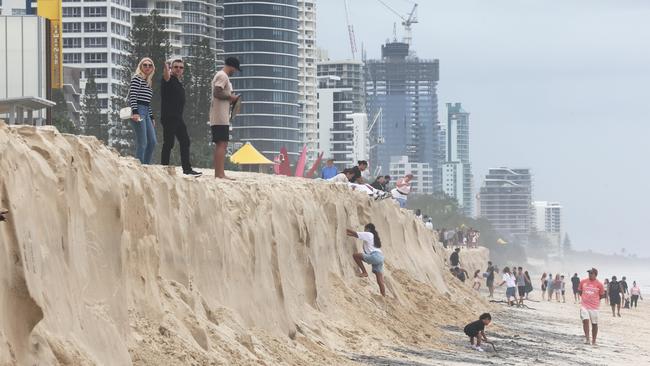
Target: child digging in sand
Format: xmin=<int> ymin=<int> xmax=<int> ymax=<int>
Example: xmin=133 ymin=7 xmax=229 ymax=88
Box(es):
xmin=464 ymin=313 xmax=492 ymax=352
xmin=346 ymin=224 xmax=386 ymax=296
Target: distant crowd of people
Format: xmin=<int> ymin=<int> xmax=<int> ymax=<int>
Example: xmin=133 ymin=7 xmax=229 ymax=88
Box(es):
xmin=446 ymin=255 xmax=645 ymax=347
xmin=439 ymin=227 xmax=481 ymax=248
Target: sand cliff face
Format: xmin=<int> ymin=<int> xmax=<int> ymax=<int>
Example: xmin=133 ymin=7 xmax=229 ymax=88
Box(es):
xmin=0 ymin=123 xmax=489 ymax=365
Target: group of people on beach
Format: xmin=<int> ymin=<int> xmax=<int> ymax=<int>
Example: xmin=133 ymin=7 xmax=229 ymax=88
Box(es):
xmin=600 ymin=275 xmax=643 ymax=316
xmin=439 ymin=227 xmax=481 ymax=248
xmin=127 ymin=56 xmax=242 ymax=179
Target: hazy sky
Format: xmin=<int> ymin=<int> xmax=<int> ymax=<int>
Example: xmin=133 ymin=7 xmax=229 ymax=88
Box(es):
xmin=316 ymin=0 xmax=650 ymax=256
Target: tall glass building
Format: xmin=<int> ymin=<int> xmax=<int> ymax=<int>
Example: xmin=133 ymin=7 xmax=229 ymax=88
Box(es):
xmin=365 ymin=41 xmax=442 ymax=192
xmin=224 ymin=0 xmax=301 ymax=159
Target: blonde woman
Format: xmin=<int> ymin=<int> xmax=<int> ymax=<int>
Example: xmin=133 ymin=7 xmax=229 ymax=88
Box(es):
xmin=128 ymin=57 xmax=157 ymax=164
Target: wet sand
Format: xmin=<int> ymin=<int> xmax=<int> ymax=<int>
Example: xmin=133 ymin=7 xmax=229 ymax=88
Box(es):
xmin=345 ymin=288 xmax=650 ymax=365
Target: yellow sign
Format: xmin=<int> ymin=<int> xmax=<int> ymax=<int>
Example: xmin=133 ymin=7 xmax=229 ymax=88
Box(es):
xmin=37 ymin=0 xmax=63 ymax=89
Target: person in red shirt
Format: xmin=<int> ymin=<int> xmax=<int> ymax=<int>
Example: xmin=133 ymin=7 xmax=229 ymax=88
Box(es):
xmin=578 ymin=268 xmax=606 ymax=345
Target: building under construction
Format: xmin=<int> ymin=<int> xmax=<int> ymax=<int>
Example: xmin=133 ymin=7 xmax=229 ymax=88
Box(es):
xmin=365 ymin=41 xmax=443 ymax=192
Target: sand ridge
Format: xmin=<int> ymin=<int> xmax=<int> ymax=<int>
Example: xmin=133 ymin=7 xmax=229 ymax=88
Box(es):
xmin=0 ymin=123 xmax=491 ymax=365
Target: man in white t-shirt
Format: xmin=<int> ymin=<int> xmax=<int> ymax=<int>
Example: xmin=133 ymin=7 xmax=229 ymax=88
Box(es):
xmin=209 ymin=57 xmax=240 ymax=179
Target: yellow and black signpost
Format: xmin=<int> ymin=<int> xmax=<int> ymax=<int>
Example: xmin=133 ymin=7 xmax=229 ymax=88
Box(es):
xmin=38 ymin=0 xmax=63 ymax=89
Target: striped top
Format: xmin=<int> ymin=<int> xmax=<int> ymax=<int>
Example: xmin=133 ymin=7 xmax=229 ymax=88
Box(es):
xmin=129 ymin=75 xmax=154 ymax=119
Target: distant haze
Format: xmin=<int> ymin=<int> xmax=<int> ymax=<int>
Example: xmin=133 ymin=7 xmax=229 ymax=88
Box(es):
xmin=317 ymin=0 xmax=650 ymax=257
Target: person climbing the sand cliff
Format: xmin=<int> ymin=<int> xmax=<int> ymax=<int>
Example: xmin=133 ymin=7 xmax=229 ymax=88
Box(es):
xmin=346 ymin=224 xmax=386 ymax=296
xmin=449 ymin=247 xmax=460 ymax=268
xmin=463 ymin=313 xmax=492 ymax=352
xmin=578 ymin=268 xmax=605 ymax=345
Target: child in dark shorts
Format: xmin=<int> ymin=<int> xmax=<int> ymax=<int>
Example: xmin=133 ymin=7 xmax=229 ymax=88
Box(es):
xmin=463 ymin=313 xmax=492 ymax=352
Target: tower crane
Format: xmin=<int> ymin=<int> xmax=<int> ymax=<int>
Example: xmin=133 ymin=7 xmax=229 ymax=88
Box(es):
xmin=343 ymin=0 xmax=357 ymax=59
xmin=376 ymin=0 xmax=418 ymax=45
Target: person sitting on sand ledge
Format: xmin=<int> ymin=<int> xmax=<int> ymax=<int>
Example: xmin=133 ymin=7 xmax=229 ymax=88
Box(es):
xmin=346 ymin=224 xmax=386 ymax=296
xmin=463 ymin=313 xmax=492 ymax=352
xmin=0 ymin=209 xmax=7 ymax=222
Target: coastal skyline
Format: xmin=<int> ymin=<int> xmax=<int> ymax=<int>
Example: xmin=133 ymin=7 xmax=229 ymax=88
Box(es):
xmin=317 ymin=0 xmax=650 ymax=256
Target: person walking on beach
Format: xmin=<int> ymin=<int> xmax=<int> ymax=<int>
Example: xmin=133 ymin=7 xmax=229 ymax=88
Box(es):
xmin=547 ymin=273 xmax=555 ymax=302
xmin=463 ymin=313 xmax=492 ymax=352
xmin=210 ymin=57 xmax=241 ymax=179
xmin=553 ymin=274 xmax=562 ymax=302
xmin=321 ymin=159 xmax=337 ymax=180
xmin=129 ymin=57 xmax=157 ymax=164
xmin=498 ymin=267 xmax=517 ymax=306
xmin=560 ymin=275 xmax=567 ymax=303
xmin=160 ymin=58 xmax=201 ymax=176
xmin=578 ymin=268 xmax=605 ymax=345
xmin=603 ymin=278 xmax=610 ymax=305
xmin=524 ymin=270 xmax=533 ymax=299
xmin=620 ymin=276 xmax=629 ymax=307
xmin=571 ymin=273 xmax=581 ymax=303
xmin=516 ymin=267 xmax=526 ymax=306
xmin=630 ymin=281 xmax=642 ymax=308
xmin=486 ymin=261 xmax=496 ymax=298
xmin=346 ymin=224 xmax=386 ymax=296
xmin=608 ymin=276 xmax=623 ymax=317
xmin=541 ymin=272 xmax=548 ymax=300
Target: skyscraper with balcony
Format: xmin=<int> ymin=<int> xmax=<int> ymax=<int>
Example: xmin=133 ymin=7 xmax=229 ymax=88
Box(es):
xmin=179 ymin=0 xmax=223 ymax=60
xmin=442 ymin=102 xmax=473 ymax=217
xmin=479 ymin=168 xmax=533 ymax=242
xmin=223 ymin=0 xmax=301 ymax=159
xmin=297 ymin=0 xmax=317 ymax=160
xmin=365 ymin=41 xmax=442 ymax=191
xmin=61 ymin=0 xmax=132 ymax=112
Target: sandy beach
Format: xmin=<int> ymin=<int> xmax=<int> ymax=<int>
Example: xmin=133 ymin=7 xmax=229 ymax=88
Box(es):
xmin=1 ymin=124 xmax=648 ymax=366
xmin=345 ymin=287 xmax=650 ymax=366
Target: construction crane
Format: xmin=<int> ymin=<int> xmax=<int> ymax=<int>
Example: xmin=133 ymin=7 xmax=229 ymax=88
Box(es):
xmin=343 ymin=0 xmax=357 ymax=59
xmin=376 ymin=0 xmax=418 ymax=45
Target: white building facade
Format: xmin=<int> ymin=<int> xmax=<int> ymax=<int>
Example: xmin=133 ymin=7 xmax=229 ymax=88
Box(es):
xmin=442 ymin=102 xmax=473 ymax=217
xmin=389 ymin=156 xmax=433 ymax=194
xmin=297 ymin=0 xmax=317 ymax=160
xmin=61 ymin=0 xmax=131 ymax=112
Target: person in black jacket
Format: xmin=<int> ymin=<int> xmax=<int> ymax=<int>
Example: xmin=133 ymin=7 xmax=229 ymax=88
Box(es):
xmin=161 ymin=58 xmax=201 ymax=176
xmin=370 ymin=175 xmax=386 ymax=191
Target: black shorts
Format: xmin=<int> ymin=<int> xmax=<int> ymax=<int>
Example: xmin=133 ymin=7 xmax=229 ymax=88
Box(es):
xmin=211 ymin=125 xmax=230 ymax=143
xmin=518 ymin=286 xmax=526 ymax=297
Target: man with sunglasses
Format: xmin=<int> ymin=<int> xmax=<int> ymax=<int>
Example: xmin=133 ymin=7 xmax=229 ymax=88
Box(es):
xmin=161 ymin=57 xmax=201 ymax=176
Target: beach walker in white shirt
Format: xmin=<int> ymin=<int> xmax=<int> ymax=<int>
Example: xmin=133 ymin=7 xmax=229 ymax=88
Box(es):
xmin=346 ymin=224 xmax=386 ymax=296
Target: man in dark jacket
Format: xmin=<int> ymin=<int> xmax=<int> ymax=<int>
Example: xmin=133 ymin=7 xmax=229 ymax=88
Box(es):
xmin=370 ymin=176 xmax=387 ymax=191
xmin=450 ymin=248 xmax=460 ymax=268
xmin=161 ymin=58 xmax=201 ymax=176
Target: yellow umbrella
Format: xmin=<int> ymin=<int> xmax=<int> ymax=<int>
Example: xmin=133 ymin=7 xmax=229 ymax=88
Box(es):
xmin=230 ymin=142 xmax=274 ymax=165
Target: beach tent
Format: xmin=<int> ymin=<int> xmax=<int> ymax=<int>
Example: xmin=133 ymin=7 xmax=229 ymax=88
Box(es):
xmin=230 ymin=142 xmax=275 ymax=173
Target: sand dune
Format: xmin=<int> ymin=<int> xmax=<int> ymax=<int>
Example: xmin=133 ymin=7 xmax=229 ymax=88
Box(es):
xmin=0 ymin=123 xmax=490 ymax=365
